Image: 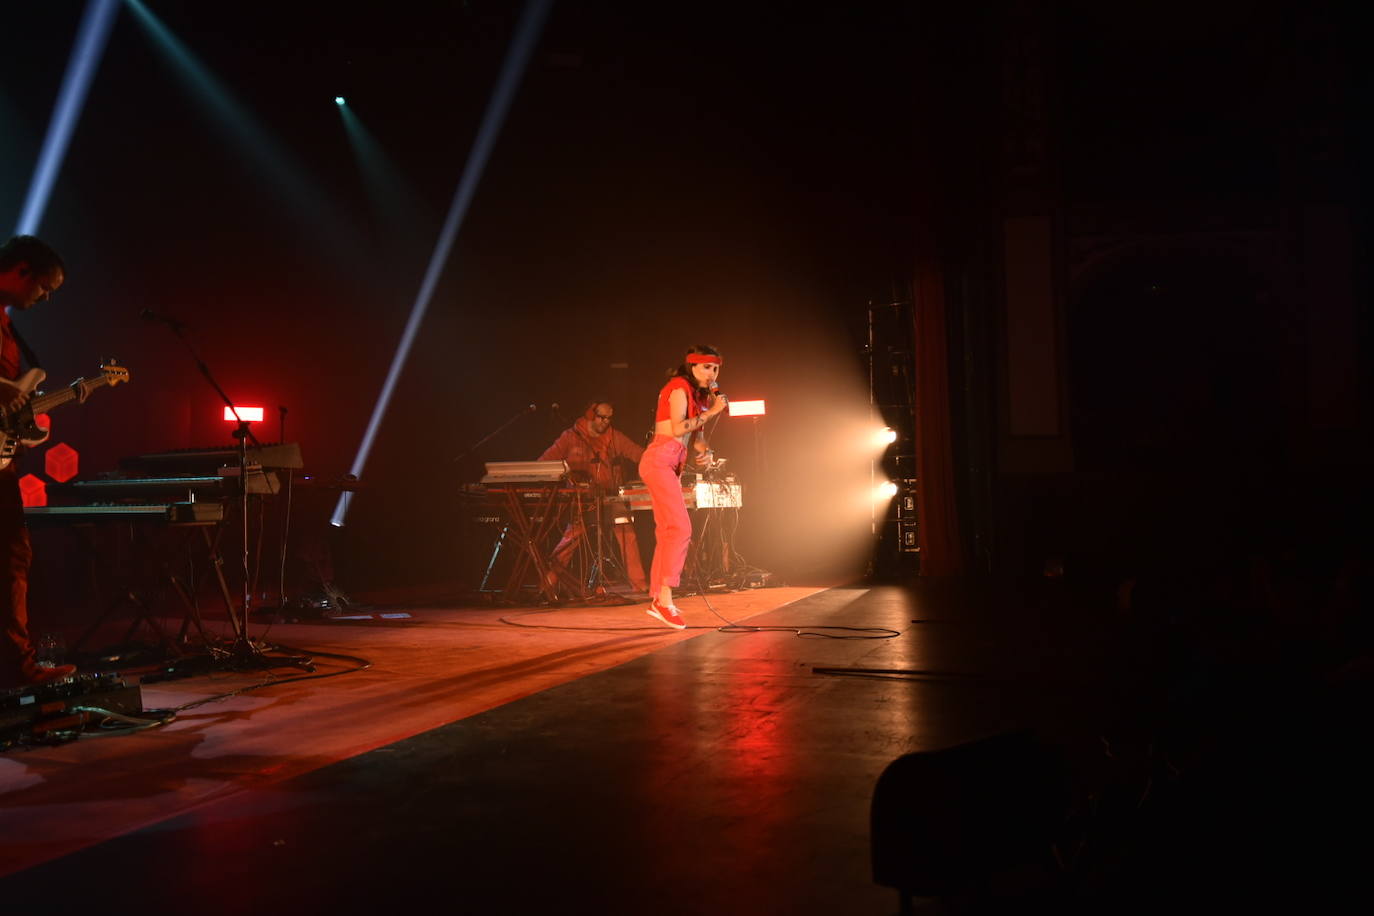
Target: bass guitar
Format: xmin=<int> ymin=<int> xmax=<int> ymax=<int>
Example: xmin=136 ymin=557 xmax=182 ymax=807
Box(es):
xmin=0 ymin=362 xmax=131 ymax=470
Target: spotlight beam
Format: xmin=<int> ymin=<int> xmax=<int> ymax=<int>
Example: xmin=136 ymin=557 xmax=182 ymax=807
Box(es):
xmin=331 ymin=0 xmax=555 ymax=527
xmin=337 ymin=101 xmax=429 ymax=250
xmin=15 ymin=0 xmax=120 ymax=235
xmin=123 ymin=0 xmax=364 ymax=262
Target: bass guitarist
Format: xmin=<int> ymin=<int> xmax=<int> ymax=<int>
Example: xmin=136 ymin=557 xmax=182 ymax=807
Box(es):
xmin=0 ymin=235 xmax=79 ymax=688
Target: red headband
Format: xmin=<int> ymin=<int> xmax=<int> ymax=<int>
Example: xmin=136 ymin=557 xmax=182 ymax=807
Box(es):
xmin=686 ymin=353 xmax=722 ymax=366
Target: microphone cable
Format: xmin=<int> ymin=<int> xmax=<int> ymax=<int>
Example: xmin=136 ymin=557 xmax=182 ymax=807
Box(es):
xmin=689 ymin=564 xmax=899 ymax=640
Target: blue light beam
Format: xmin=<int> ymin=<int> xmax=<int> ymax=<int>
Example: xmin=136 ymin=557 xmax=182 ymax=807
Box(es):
xmin=123 ymin=0 xmax=364 ymax=262
xmin=15 ymin=0 xmax=120 ymax=235
xmin=332 ymin=0 xmax=554 ymax=527
xmin=337 ymin=101 xmax=431 ymax=255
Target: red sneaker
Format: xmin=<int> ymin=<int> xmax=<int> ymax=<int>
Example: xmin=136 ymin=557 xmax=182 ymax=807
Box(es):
xmin=647 ymin=598 xmax=686 ymax=630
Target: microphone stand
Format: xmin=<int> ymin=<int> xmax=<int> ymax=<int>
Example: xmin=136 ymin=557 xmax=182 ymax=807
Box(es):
xmin=459 ymin=404 xmax=538 ymax=601
xmin=587 ymin=460 xmax=609 ymax=600
xmin=272 ymin=405 xmax=293 ymax=613
xmin=150 ymin=317 xmax=312 ymax=672
xmin=452 ymin=403 xmax=538 ymax=465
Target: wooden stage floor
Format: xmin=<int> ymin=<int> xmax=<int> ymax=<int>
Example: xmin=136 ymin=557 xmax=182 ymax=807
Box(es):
xmin=6 ymin=580 xmax=1354 ymax=913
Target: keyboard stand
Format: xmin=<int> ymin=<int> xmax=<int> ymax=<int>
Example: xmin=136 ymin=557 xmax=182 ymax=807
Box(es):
xmin=488 ymin=482 xmax=580 ymax=605
xmin=57 ymin=513 xmax=233 ymax=663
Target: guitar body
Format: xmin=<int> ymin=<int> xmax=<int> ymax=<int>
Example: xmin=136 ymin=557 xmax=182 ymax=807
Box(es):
xmin=0 ymin=368 xmax=47 ymax=469
xmin=0 ymin=363 xmax=130 ymax=470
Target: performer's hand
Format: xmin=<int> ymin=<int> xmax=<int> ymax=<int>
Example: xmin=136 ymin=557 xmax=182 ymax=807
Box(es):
xmin=706 ymin=393 xmax=728 ymax=417
xmin=0 ymin=380 xmax=27 ymax=415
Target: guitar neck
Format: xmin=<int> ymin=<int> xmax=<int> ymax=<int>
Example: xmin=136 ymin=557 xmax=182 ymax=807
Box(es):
xmin=31 ymin=377 xmax=111 ymax=415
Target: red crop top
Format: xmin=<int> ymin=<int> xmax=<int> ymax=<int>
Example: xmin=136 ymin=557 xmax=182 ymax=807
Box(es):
xmin=655 ymin=377 xmax=709 ymax=422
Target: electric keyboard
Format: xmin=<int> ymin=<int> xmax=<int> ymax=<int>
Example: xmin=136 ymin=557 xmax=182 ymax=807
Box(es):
xmin=61 ymin=471 xmax=279 ymax=500
xmin=120 ymin=441 xmax=304 ymax=473
xmin=617 ymin=479 xmax=743 ymax=511
xmin=23 ymin=502 xmax=226 ymax=525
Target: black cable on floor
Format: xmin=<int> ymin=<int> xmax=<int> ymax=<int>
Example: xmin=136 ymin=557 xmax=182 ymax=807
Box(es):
xmin=71 ymin=705 xmax=178 ymax=736
xmin=170 ymin=645 xmax=372 ymax=712
xmin=8 ymin=706 xmax=180 ymax=746
xmin=718 ymin=623 xmax=901 ymax=639
xmin=498 ymin=583 xmax=901 ymax=639
xmin=810 ymin=666 xmax=992 ymax=681
xmin=690 ymin=568 xmax=900 ymax=640
xmin=497 ymin=612 xmax=675 ymax=632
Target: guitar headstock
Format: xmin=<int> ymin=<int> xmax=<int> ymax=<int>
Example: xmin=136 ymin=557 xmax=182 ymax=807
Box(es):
xmin=100 ymin=360 xmax=131 ymax=386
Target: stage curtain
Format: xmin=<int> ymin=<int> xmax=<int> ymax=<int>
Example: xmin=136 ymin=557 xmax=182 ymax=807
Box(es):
xmin=913 ymin=248 xmax=964 ymax=576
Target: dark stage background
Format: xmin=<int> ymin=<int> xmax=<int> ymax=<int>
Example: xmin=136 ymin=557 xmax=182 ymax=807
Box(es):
xmin=3 ymin=0 xmax=1370 ymax=601
xmin=3 ymin=2 xmax=917 ymax=594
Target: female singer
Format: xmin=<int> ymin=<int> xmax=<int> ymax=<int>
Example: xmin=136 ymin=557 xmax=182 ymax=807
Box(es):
xmin=640 ymin=345 xmax=728 ymax=628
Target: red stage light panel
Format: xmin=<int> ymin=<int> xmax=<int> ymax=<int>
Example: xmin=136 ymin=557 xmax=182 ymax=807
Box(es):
xmin=19 ymin=474 xmax=47 ymax=508
xmin=223 ymin=406 xmax=265 ymax=422
xmin=44 ymin=442 xmax=79 ymax=483
xmin=727 ymin=399 xmax=766 ymax=417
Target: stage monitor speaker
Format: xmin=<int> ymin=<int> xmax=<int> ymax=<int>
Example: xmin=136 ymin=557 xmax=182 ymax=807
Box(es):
xmin=871 ymin=730 xmax=1069 ymax=902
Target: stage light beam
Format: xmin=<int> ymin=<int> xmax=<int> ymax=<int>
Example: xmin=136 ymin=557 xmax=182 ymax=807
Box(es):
xmin=331 ymin=0 xmax=555 ymax=527
xmin=123 ymin=0 xmax=365 ymax=262
xmin=336 ymin=95 xmax=430 ymax=253
xmin=14 ymin=0 xmax=120 ymax=235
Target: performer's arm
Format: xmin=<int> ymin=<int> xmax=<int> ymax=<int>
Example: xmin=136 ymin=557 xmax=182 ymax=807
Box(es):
xmin=669 ymin=386 xmax=726 ymax=466
xmin=539 ymin=429 xmax=573 ymax=461
xmin=670 ymin=386 xmax=725 ymax=439
xmin=0 ymin=325 xmax=24 ymax=413
xmin=666 ymin=387 xmax=692 ymax=438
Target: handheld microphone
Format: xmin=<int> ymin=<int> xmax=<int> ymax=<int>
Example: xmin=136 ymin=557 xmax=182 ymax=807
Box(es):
xmin=709 ymin=380 xmax=726 ymax=400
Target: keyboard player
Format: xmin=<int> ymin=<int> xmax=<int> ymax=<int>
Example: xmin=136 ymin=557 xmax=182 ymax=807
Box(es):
xmin=538 ymin=401 xmax=647 ymax=593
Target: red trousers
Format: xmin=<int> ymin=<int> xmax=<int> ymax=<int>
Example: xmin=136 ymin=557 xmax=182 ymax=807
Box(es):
xmin=639 ymin=436 xmax=690 ymax=593
xmin=0 ymin=465 xmax=36 ymax=685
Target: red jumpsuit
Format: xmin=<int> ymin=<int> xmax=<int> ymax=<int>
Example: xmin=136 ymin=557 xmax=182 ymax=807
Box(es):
xmin=639 ymin=377 xmax=708 ymax=594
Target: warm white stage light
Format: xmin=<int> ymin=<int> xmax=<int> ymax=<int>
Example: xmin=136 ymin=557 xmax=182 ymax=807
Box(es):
xmin=727 ymin=399 xmax=766 ymax=417
xmin=872 ymin=426 xmax=898 ymax=449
